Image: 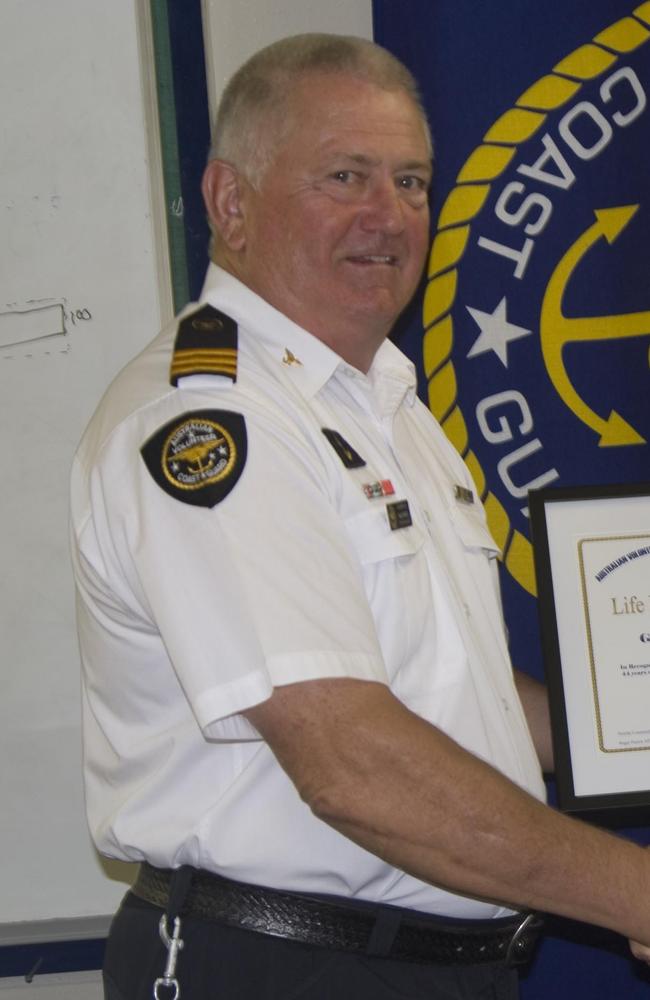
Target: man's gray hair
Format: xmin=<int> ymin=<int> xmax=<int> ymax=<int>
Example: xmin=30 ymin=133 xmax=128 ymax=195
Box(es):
xmin=209 ymin=33 xmax=432 ymax=188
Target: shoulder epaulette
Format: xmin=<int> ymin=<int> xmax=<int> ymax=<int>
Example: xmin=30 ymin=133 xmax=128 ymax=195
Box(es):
xmin=169 ymin=304 xmax=238 ymax=386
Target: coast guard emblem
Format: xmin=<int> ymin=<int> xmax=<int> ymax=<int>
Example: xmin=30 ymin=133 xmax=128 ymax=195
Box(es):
xmin=141 ymin=409 xmax=247 ymax=507
xmin=421 ymin=5 xmax=650 ymax=599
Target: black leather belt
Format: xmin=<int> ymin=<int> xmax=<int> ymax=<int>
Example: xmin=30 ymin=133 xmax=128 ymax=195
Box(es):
xmin=132 ymin=863 xmax=542 ymax=967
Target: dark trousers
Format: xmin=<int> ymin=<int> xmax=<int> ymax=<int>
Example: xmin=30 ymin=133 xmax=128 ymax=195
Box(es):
xmin=103 ymin=892 xmax=520 ymax=1000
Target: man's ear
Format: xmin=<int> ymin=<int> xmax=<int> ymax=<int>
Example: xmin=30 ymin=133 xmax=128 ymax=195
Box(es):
xmin=202 ymin=160 xmax=247 ymax=251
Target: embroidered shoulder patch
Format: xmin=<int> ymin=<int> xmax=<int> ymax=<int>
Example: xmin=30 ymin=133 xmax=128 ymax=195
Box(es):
xmin=141 ymin=409 xmax=247 ymax=507
xmin=169 ymin=304 xmax=238 ymax=385
xmin=321 ymin=428 xmax=366 ymax=468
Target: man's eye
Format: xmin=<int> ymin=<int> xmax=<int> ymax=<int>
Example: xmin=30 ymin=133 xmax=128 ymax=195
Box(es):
xmin=331 ymin=170 xmax=356 ymax=183
xmin=398 ymin=175 xmax=427 ymax=191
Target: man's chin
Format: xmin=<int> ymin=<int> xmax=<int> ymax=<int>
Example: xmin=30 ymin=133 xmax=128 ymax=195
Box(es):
xmin=343 ymin=284 xmax=411 ymax=323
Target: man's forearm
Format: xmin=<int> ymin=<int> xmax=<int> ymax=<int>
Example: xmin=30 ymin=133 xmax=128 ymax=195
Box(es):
xmin=246 ymin=678 xmax=650 ymax=947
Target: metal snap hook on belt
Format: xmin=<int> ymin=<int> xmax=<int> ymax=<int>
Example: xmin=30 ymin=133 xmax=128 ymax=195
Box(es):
xmin=153 ymin=914 xmax=184 ymax=999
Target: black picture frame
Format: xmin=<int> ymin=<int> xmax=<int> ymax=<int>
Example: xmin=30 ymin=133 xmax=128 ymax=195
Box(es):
xmin=529 ymin=482 xmax=650 ymax=827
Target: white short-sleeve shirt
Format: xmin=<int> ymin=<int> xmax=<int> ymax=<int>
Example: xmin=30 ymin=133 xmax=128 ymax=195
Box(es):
xmin=70 ymin=265 xmax=546 ymax=919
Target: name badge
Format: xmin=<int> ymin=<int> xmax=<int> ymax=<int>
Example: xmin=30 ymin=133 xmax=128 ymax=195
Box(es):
xmin=386 ymin=500 xmax=412 ymax=531
xmin=454 ymin=484 xmax=474 ymax=504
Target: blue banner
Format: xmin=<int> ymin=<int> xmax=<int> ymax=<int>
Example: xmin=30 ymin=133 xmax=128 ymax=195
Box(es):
xmin=374 ymin=0 xmax=650 ymax=671
xmin=374 ymin=1 xmax=650 ymax=995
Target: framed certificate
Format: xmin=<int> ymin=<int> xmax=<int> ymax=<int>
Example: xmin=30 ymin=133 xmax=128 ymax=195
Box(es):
xmin=529 ymin=483 xmax=650 ymax=825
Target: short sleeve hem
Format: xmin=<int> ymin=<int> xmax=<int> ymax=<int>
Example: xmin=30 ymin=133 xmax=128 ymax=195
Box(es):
xmin=200 ymin=651 xmax=388 ymax=742
xmin=196 ymin=670 xmax=272 ymax=739
xmin=267 ymin=650 xmax=388 ymax=687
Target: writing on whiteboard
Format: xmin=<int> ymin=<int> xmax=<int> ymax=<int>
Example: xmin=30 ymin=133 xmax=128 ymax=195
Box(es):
xmin=0 ymin=301 xmax=93 ymax=358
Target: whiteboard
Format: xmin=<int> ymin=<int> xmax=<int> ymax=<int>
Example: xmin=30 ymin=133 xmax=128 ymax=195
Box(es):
xmin=0 ymin=0 xmax=171 ymax=933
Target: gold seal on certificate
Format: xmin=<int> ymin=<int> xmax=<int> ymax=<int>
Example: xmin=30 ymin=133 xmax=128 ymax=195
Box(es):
xmin=530 ymin=483 xmax=650 ymax=825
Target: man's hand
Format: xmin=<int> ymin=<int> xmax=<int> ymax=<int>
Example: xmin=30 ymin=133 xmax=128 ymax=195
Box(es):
xmin=629 ymin=938 xmax=650 ymax=963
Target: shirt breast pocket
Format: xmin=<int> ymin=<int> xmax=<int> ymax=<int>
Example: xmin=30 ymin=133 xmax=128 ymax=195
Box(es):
xmin=449 ymin=501 xmax=501 ymax=560
xmin=342 ymin=506 xmax=428 ymax=679
xmin=343 ymin=506 xmax=425 ymax=565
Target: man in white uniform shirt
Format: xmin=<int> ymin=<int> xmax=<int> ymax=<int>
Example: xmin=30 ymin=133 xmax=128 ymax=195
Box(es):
xmin=70 ymin=33 xmax=650 ymax=1000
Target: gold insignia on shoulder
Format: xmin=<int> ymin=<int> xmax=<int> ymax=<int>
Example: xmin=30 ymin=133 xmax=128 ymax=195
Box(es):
xmin=282 ymin=348 xmax=302 ymax=366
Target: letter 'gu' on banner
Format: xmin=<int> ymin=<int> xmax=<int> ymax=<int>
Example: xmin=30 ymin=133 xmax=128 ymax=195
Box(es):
xmin=373 ymin=0 xmax=650 ymax=677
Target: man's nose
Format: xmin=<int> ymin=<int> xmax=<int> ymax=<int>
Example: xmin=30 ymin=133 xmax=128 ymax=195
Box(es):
xmin=360 ymin=180 xmax=405 ymax=234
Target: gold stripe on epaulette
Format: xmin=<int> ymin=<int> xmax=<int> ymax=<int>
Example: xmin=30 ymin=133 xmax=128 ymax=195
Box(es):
xmin=171 ymin=361 xmax=238 ymax=377
xmin=170 ymin=349 xmax=237 ymax=380
xmin=171 ymin=349 xmax=237 ymax=366
xmin=169 ymin=305 xmax=239 ymax=386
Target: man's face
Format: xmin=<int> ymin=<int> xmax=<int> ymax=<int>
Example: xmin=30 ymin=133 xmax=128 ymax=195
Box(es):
xmin=230 ymin=73 xmax=432 ymax=365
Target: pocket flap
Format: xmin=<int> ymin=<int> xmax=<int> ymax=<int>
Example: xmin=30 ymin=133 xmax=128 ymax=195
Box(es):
xmin=450 ymin=502 xmax=500 ymax=555
xmin=344 ymin=507 xmax=425 ymax=565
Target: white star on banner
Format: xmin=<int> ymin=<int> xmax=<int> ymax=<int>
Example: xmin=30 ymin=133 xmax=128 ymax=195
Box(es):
xmin=466 ymin=296 xmax=532 ymax=367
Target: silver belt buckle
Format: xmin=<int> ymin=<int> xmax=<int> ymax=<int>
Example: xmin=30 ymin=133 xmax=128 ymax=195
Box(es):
xmin=505 ymin=912 xmax=542 ymax=966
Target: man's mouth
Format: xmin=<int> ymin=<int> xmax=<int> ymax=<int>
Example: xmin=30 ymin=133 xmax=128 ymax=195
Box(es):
xmin=346 ymin=254 xmax=398 ymax=266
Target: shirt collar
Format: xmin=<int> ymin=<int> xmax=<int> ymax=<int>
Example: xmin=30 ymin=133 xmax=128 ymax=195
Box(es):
xmin=199 ymin=264 xmax=417 ymax=414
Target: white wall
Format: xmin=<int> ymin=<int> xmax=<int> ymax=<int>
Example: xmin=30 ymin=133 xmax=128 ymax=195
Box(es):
xmin=0 ymin=0 xmax=167 ymax=936
xmin=201 ymin=0 xmax=373 ymax=123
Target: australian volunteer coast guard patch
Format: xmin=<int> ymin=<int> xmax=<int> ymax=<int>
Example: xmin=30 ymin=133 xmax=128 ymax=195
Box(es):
xmin=141 ymin=410 xmax=247 ymax=507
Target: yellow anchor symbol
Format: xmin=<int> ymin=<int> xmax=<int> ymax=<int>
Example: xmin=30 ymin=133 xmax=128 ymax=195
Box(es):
xmin=540 ymin=205 xmax=648 ymax=446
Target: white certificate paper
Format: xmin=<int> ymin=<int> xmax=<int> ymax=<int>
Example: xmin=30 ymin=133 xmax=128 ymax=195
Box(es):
xmin=579 ymin=534 xmax=650 ymax=752
xmin=531 ymin=486 xmax=650 ymax=812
